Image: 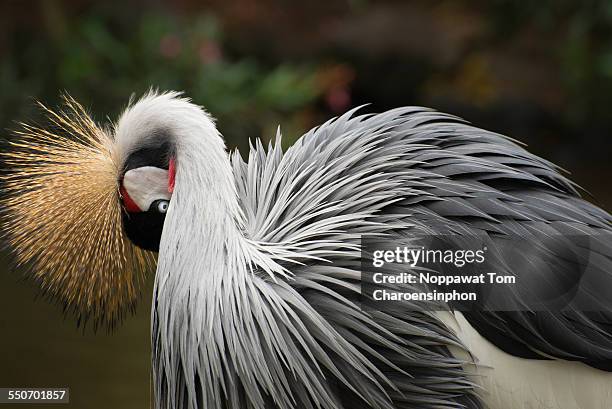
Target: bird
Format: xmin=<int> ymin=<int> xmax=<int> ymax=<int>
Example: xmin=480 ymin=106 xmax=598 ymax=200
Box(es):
xmin=1 ymin=91 xmax=612 ymax=409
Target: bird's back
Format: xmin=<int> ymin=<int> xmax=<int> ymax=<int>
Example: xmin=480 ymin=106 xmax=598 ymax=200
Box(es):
xmin=231 ymin=106 xmax=612 ymax=409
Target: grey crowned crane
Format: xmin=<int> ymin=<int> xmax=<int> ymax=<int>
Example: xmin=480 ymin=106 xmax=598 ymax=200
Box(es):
xmin=2 ymin=91 xmax=612 ymax=409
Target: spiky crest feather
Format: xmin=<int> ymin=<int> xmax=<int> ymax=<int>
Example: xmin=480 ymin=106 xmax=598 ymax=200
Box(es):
xmin=1 ymin=95 xmax=153 ymax=329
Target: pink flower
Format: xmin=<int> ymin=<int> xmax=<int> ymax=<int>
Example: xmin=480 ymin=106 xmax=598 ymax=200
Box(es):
xmin=159 ymin=34 xmax=182 ymax=59
xmin=198 ymin=40 xmax=222 ymax=65
xmin=326 ymin=86 xmax=351 ymax=113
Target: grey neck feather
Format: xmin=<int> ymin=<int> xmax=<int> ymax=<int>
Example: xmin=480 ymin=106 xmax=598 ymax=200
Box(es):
xmin=151 ymin=107 xmax=255 ymax=409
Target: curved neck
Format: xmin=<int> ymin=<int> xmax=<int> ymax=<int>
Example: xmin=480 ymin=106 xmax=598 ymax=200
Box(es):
xmin=156 ymin=119 xmax=246 ymax=287
xmin=149 ymin=104 xmax=289 ymax=409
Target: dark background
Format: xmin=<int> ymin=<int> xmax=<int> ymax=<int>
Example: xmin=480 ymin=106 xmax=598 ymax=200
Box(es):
xmin=1 ymin=1 xmax=611 ymax=408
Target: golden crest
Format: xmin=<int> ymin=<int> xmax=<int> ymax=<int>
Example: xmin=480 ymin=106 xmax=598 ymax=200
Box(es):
xmin=1 ymin=95 xmax=153 ymax=329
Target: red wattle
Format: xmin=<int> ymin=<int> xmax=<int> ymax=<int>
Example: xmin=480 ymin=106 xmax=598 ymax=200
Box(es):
xmin=120 ymin=185 xmax=142 ymax=213
xmin=168 ymin=157 xmax=176 ymax=193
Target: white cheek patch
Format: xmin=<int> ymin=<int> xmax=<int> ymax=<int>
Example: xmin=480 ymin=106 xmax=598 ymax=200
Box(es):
xmin=123 ymin=166 xmax=171 ymax=211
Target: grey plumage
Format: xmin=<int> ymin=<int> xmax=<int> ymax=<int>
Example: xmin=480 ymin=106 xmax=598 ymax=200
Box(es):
xmin=138 ymin=97 xmax=611 ymax=409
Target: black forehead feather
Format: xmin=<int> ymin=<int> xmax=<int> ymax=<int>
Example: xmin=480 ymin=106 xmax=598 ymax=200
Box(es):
xmin=123 ymin=140 xmax=173 ymax=174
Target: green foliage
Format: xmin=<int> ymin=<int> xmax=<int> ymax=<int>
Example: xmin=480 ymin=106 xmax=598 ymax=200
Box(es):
xmin=0 ymin=8 xmax=323 ymax=148
xmin=487 ymin=0 xmax=612 ymax=125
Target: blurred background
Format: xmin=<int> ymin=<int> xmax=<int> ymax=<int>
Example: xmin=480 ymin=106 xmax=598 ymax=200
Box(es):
xmin=0 ymin=0 xmax=611 ymax=407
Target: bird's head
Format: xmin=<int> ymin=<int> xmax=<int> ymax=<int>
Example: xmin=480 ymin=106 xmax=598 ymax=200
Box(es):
xmin=0 ymin=91 xmax=218 ymax=329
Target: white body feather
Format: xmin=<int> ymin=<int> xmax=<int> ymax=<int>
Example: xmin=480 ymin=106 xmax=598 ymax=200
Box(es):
xmin=439 ymin=312 xmax=612 ymax=409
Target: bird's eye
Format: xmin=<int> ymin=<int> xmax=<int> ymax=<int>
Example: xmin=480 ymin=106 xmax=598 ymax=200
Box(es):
xmin=156 ymin=200 xmax=169 ymax=214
